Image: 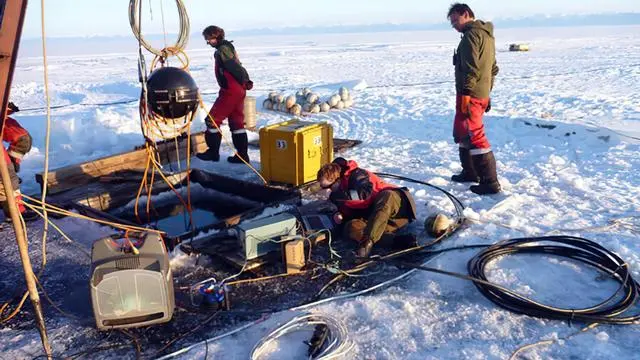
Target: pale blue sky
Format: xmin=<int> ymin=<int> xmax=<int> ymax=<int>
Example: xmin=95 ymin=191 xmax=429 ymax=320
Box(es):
xmin=22 ymin=0 xmax=637 ymax=38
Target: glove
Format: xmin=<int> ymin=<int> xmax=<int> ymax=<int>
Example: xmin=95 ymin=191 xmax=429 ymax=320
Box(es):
xmin=332 ymin=212 xmax=343 ymax=225
xmin=9 ymin=156 xmax=20 ymax=173
xmin=460 ymin=95 xmax=471 ymax=115
xmin=245 ymin=80 xmax=254 ymax=90
xmin=485 ymin=98 xmax=492 ymax=113
xmin=7 ymin=102 xmax=19 ymax=114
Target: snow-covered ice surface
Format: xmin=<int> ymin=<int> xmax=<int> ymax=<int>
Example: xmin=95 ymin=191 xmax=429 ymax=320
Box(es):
xmin=2 ymin=25 xmax=640 ymax=359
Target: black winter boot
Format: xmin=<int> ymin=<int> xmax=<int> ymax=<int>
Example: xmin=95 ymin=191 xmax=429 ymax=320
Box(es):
xmin=228 ymin=132 xmax=250 ymax=164
xmin=20 ymin=209 xmax=40 ymax=222
xmin=451 ymin=147 xmax=479 ymax=183
xmin=469 ymin=151 xmax=501 ymax=195
xmin=356 ymin=238 xmax=375 ymax=258
xmin=197 ymin=131 xmax=221 ymax=161
xmin=392 ymin=234 xmax=418 ymax=250
xmin=2 ymin=207 xmax=39 ymax=224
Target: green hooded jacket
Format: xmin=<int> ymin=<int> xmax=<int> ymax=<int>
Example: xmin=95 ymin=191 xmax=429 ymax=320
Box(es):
xmin=454 ymin=20 xmax=499 ymax=99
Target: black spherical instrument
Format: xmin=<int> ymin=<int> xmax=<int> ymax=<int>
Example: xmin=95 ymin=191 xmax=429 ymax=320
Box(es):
xmin=146 ymin=67 xmax=199 ymax=119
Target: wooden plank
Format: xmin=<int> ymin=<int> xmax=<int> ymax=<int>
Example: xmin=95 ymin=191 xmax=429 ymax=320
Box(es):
xmin=248 ymin=137 xmax=362 ymax=153
xmin=47 ymin=171 xmax=188 ymax=211
xmin=333 ymin=138 xmax=363 ymax=153
xmin=36 ymin=132 xmax=206 ymax=195
xmin=76 ymin=172 xmax=188 ymax=211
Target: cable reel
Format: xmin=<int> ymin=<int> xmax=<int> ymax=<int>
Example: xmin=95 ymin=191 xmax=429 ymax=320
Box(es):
xmin=129 ymin=0 xmax=198 ymax=142
xmin=128 ymin=0 xmax=190 ymax=58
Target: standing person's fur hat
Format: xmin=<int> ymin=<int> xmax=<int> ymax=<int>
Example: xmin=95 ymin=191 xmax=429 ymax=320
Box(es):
xmin=202 ymin=25 xmax=225 ymax=41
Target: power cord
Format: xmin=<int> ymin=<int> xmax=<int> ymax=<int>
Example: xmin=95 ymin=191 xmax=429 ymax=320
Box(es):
xmin=467 ymin=235 xmax=640 ymax=325
xmin=384 ymin=235 xmax=640 ymax=325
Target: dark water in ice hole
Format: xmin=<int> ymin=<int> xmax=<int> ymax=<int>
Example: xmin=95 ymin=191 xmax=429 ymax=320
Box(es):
xmin=111 ymin=204 xmax=220 ymax=237
xmin=155 ymin=207 xmax=218 ymax=236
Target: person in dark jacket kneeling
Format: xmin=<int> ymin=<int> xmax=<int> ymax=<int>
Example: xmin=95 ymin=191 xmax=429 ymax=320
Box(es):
xmin=317 ymin=157 xmax=417 ymax=258
xmin=1 ymin=102 xmax=38 ymax=223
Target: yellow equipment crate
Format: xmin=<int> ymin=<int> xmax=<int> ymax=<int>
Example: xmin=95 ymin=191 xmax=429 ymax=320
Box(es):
xmin=259 ymin=119 xmax=334 ymax=186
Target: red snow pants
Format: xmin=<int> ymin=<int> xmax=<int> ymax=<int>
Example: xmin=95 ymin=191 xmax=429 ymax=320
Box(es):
xmin=0 ymin=148 xmax=25 ymax=212
xmin=207 ymin=73 xmax=246 ymax=131
xmin=453 ymin=95 xmax=491 ymax=150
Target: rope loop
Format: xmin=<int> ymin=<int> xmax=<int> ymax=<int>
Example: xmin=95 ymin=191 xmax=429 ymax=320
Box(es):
xmin=128 ymin=0 xmax=190 ymax=57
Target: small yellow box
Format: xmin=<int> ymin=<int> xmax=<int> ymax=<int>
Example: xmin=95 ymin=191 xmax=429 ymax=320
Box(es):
xmin=259 ymin=119 xmax=334 ymax=186
xmin=283 ymin=239 xmax=305 ymax=274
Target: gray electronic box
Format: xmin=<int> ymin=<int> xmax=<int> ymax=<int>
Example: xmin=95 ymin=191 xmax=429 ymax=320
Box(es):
xmin=90 ymin=232 xmax=174 ymax=330
xmin=237 ymin=212 xmax=298 ymax=260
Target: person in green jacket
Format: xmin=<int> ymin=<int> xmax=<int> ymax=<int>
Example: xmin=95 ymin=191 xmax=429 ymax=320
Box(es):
xmin=448 ymin=3 xmax=501 ymax=195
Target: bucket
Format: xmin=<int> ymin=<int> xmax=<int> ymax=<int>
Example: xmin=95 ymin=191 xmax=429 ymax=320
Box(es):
xmin=243 ymin=96 xmax=257 ymax=130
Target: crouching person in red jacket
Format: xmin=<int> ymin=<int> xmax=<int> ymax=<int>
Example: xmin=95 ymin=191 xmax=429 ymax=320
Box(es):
xmin=317 ymin=157 xmax=417 ymax=258
xmin=1 ymin=102 xmax=38 ymax=223
xmin=197 ymin=25 xmax=254 ymax=164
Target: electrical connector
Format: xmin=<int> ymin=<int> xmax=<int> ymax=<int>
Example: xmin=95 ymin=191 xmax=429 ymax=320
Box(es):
xmin=307 ymin=323 xmax=329 ymax=358
xmin=251 ymin=313 xmax=353 ymax=359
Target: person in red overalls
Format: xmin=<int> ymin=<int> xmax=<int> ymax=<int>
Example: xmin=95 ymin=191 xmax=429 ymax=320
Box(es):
xmin=1 ymin=102 xmax=38 ymax=222
xmin=197 ymin=25 xmax=254 ymax=164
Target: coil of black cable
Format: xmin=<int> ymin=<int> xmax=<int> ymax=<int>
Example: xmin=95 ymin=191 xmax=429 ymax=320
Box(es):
xmin=468 ymin=235 xmax=640 ymax=324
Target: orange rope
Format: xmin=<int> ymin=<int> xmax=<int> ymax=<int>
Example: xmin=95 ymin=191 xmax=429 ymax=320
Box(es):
xmin=134 ymin=154 xmax=152 ymax=224
xmin=145 ymin=143 xmax=194 ymax=225
xmin=22 ymin=195 xmax=165 ymax=235
xmin=185 ymin=119 xmax=194 ymax=231
xmin=146 ymin=154 xmax=156 ymax=224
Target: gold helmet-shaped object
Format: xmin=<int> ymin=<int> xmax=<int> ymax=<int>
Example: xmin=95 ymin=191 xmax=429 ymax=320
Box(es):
xmin=424 ymin=213 xmax=451 ymax=238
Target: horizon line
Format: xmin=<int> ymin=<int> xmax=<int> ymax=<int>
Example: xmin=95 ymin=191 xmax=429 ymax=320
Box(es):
xmin=20 ymin=11 xmax=640 ymax=41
